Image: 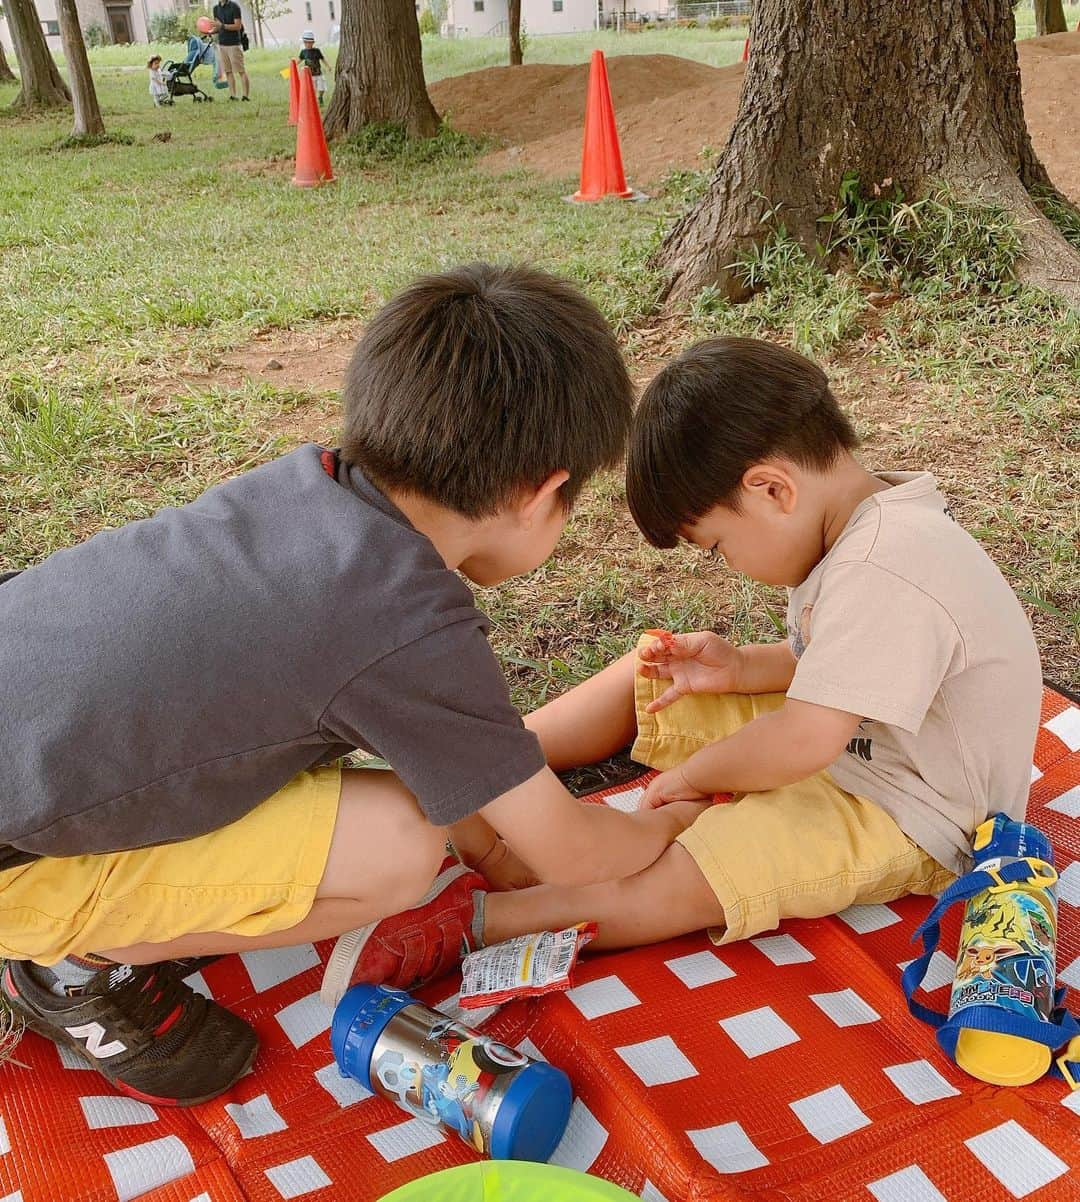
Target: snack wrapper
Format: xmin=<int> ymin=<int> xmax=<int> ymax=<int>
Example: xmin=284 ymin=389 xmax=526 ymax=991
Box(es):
xmin=458 ymin=923 xmax=598 ymax=1009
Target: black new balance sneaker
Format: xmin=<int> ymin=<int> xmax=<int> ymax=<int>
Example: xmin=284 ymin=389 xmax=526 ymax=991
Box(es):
xmin=1 ymin=959 xmax=258 ymax=1105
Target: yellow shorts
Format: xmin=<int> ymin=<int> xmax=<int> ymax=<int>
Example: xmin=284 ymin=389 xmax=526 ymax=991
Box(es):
xmin=632 ymin=643 xmax=954 ymax=945
xmin=0 ymin=767 xmax=340 ymax=965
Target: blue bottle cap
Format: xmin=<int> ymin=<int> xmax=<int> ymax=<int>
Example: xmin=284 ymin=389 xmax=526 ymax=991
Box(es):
xmin=975 ymin=813 xmax=1054 ymax=868
xmin=332 ymin=983 xmax=415 ymax=1093
xmin=489 ymin=1061 xmax=573 ymax=1162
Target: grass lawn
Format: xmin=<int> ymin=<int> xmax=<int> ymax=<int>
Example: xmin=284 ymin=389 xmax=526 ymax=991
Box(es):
xmin=1 ymin=28 xmax=1077 ymax=699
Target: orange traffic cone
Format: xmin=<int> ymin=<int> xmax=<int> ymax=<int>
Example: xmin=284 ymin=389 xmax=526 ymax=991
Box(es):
xmin=571 ymin=50 xmax=634 ymax=202
xmin=288 ymin=58 xmax=300 ymax=126
xmin=292 ymin=66 xmax=334 ymax=188
xmin=741 ymin=37 xmax=749 ymax=61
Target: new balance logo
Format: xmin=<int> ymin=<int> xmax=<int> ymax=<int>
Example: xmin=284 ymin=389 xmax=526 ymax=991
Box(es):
xmin=107 ymin=965 xmax=134 ymax=990
xmin=65 ymin=1021 xmax=127 ymax=1059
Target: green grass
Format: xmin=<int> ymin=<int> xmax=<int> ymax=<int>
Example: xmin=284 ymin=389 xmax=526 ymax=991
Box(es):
xmin=421 ymin=26 xmax=750 ymax=78
xmin=1014 ymin=3 xmax=1080 ymax=38
xmin=1 ymin=28 xmax=1077 ymax=695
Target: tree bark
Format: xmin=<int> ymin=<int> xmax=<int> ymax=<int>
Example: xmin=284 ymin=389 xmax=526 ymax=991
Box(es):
xmin=656 ymin=0 xmax=1080 ymax=305
xmin=1034 ymin=0 xmax=1068 ymax=36
xmin=508 ymin=0 xmax=522 ymax=65
xmin=5 ymin=0 xmax=71 ymax=110
xmin=323 ymin=0 xmax=439 ymax=139
xmin=56 ymin=0 xmax=104 ymax=136
xmin=0 ymin=39 xmax=17 ymax=83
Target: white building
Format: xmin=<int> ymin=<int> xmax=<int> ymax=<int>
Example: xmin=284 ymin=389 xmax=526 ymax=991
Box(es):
xmin=0 ymin=0 xmax=149 ymax=54
xmin=0 ymin=0 xmax=642 ymax=59
xmin=0 ymin=0 xmax=336 ymax=54
xmin=442 ymin=0 xmax=599 ymax=37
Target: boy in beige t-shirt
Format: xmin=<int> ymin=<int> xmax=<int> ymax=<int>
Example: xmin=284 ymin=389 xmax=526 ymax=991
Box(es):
xmin=344 ymin=336 xmax=1043 ymax=979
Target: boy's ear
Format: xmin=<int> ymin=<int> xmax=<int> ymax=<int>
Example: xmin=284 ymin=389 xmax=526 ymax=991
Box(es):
xmin=741 ymin=462 xmax=798 ymax=515
xmin=520 ymin=470 xmax=570 ymax=522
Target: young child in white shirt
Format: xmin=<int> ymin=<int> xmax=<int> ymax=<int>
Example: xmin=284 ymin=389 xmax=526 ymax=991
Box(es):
xmin=148 ymin=56 xmax=171 ymax=106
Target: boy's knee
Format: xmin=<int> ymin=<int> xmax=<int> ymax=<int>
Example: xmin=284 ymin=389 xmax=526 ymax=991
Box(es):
xmin=394 ymin=814 xmax=447 ymax=909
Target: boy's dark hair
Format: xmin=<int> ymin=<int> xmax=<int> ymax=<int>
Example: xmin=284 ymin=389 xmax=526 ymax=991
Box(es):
xmin=627 ymin=336 xmax=859 ymax=547
xmin=340 ymin=263 xmax=632 ymax=517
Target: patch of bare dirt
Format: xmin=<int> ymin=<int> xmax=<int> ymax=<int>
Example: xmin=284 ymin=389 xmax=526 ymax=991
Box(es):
xmin=215 ymin=321 xmax=361 ymax=392
xmin=226 ymin=155 xmax=294 ymax=177
xmin=429 ymin=36 xmax=1080 ymax=198
xmin=190 ymin=320 xmax=363 ymax=444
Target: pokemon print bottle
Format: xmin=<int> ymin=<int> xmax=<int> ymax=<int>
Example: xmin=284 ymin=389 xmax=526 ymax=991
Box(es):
xmin=331 ymin=984 xmax=572 ymax=1160
xmin=947 ymin=814 xmax=1058 ymax=1085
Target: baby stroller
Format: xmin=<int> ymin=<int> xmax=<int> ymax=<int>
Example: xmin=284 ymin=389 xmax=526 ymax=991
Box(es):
xmin=163 ymin=35 xmax=218 ymax=103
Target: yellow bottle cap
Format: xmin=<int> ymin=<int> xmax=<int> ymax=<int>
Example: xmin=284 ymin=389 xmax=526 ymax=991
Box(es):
xmin=954 ymin=1028 xmax=1051 ymax=1087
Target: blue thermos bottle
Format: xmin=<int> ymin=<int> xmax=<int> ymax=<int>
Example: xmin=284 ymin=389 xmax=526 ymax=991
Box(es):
xmin=332 ymin=983 xmax=573 ymax=1161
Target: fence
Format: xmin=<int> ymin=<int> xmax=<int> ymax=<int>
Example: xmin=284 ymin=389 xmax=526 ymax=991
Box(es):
xmin=666 ymin=1 xmax=752 ymax=20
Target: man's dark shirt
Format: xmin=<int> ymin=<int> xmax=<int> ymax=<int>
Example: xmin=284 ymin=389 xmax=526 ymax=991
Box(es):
xmin=213 ymin=1 xmax=243 ymax=46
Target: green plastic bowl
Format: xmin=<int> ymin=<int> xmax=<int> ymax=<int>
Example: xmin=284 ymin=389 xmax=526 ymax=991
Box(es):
xmin=378 ymin=1162 xmax=640 ymax=1201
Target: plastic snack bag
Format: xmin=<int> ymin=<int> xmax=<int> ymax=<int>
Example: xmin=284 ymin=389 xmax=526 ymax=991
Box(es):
xmin=459 ymin=924 xmax=598 ymax=1009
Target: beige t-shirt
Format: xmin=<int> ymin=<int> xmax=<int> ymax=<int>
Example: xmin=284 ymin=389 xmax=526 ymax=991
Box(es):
xmin=785 ymin=472 xmax=1042 ymax=874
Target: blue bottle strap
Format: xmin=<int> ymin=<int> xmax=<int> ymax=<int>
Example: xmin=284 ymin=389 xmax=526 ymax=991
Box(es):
xmin=900 ymin=866 xmax=1020 ymax=1025
xmin=901 ymin=861 xmax=1080 ymax=1089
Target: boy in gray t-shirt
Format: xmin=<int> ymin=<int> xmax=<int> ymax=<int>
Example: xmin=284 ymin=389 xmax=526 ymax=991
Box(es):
xmin=0 ymin=265 xmax=708 ymax=1104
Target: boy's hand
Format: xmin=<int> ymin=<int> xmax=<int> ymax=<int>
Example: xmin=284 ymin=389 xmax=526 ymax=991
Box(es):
xmin=638 ymin=631 xmax=741 ymax=712
xmin=476 ymin=839 xmax=539 ymax=891
xmin=641 ymin=766 xmax=711 ymax=809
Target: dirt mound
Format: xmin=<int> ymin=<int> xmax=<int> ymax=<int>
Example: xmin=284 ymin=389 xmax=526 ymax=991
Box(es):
xmin=1015 ymin=28 xmax=1080 ymax=57
xmin=1017 ymin=36 xmax=1080 ymax=201
xmin=430 ymin=41 xmax=1079 ymax=200
xmin=431 ymin=55 xmax=721 ymax=148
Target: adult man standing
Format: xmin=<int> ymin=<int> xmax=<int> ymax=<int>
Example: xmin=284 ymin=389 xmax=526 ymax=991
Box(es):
xmin=213 ymin=0 xmax=249 ymax=101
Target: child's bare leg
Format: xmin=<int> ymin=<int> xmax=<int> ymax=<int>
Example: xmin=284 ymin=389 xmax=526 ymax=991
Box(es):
xmin=483 ymin=841 xmax=723 ymax=950
xmin=525 ymin=649 xmax=638 ymax=772
xmin=98 ymin=769 xmax=447 ymax=964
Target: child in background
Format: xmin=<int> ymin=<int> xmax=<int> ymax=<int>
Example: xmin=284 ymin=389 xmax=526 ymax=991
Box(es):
xmin=354 ymin=335 xmax=1043 ymax=975
xmin=147 ymin=55 xmax=171 ymax=106
xmin=298 ymin=30 xmax=330 ymax=105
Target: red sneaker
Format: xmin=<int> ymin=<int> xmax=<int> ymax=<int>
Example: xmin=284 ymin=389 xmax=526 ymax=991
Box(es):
xmin=321 ymin=861 xmax=486 ymax=1004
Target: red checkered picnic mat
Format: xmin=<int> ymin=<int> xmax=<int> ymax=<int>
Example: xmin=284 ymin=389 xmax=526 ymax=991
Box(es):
xmin=0 ymin=688 xmax=1077 ymax=1202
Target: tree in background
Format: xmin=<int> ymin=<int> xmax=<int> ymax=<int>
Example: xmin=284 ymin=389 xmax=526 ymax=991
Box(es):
xmin=509 ymin=0 xmax=522 ymax=64
xmin=56 ymin=0 xmax=103 ymax=137
xmin=248 ymin=0 xmax=293 ymax=48
xmin=0 ymin=39 xmax=17 ymax=84
xmin=5 ymin=0 xmax=70 ymax=109
xmin=324 ymin=0 xmax=438 ymax=139
xmin=656 ymin=0 xmax=1080 ymax=304
xmin=1034 ymin=0 xmax=1067 ymax=36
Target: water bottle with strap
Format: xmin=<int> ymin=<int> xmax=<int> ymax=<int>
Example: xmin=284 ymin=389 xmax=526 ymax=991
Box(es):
xmin=903 ymin=813 xmax=1080 ymax=1089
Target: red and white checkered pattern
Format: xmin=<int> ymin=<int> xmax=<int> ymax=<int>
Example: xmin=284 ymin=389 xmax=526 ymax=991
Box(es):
xmin=0 ymin=688 xmax=1077 ymax=1201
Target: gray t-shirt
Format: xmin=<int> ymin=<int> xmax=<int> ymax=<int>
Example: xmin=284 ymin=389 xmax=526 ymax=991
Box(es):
xmin=0 ymin=445 xmax=545 ymax=865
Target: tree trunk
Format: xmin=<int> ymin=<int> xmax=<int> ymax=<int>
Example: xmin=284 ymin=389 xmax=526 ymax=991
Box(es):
xmin=656 ymin=0 xmax=1080 ymax=305
xmin=1034 ymin=0 xmax=1068 ymax=36
xmin=0 ymin=40 xmax=17 ymax=83
xmin=324 ymin=0 xmax=439 ymax=139
xmin=5 ymin=0 xmax=71 ymax=110
xmin=508 ymin=0 xmax=522 ymax=65
xmin=57 ymin=0 xmax=105 ymax=136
